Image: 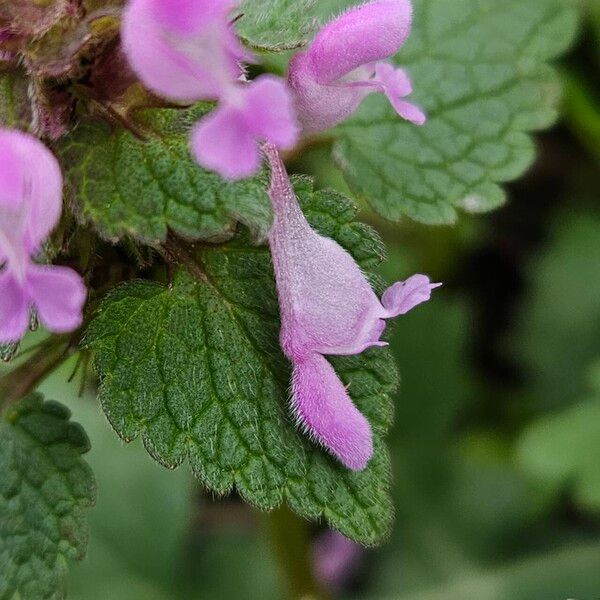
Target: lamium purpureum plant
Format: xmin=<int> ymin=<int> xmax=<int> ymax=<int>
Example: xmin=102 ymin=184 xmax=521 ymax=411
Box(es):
xmin=0 ymin=0 xmax=578 ymax=597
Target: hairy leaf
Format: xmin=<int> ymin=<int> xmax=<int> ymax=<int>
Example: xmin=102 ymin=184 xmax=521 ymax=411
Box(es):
xmin=237 ymin=0 xmax=317 ymax=51
xmin=326 ymin=0 xmax=578 ymax=224
xmin=57 ymin=108 xmax=272 ymax=245
xmin=86 ymin=180 xmax=396 ymax=544
xmin=0 ymin=394 xmax=96 ymax=600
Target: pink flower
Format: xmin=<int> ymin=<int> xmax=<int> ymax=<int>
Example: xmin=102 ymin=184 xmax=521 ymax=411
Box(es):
xmin=0 ymin=129 xmax=86 ymax=343
xmin=191 ymin=76 xmax=299 ymax=180
xmin=121 ymin=0 xmax=299 ymax=180
xmin=265 ymin=144 xmax=439 ymax=470
xmin=288 ymin=0 xmax=425 ymax=134
xmin=121 ymin=0 xmax=249 ymax=102
xmin=313 ymin=531 xmax=363 ymax=592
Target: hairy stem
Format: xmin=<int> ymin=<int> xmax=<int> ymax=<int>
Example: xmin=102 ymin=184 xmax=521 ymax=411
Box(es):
xmin=266 ymin=506 xmax=329 ymax=600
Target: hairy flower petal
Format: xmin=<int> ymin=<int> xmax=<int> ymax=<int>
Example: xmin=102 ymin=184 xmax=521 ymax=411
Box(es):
xmin=265 ymin=145 xmax=439 ymax=469
xmin=191 ymin=105 xmax=261 ymax=180
xmin=0 ymin=270 xmax=29 ymax=343
xmin=381 ymin=274 xmax=441 ymax=317
xmin=308 ymin=0 xmax=412 ymax=84
xmin=292 ymin=352 xmax=373 ymax=471
xmin=0 ymin=128 xmax=86 ymax=344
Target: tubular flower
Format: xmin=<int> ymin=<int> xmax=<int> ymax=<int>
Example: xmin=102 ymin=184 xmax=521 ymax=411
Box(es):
xmin=121 ymin=0 xmax=299 ymax=179
xmin=288 ymin=0 xmax=425 ymax=134
xmin=265 ymin=144 xmax=440 ymax=470
xmin=0 ymin=129 xmax=86 ymax=343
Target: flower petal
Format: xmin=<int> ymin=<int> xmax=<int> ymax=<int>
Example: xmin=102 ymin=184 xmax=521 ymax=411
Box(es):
xmin=191 ymin=104 xmax=260 ymax=180
xmin=307 ymin=0 xmax=412 ymax=84
xmin=148 ymin=0 xmax=238 ymax=35
xmin=243 ymin=75 xmax=299 ymax=150
xmin=26 ymin=264 xmax=86 ymax=333
xmin=381 ymin=274 xmax=441 ymax=317
xmin=374 ymin=63 xmax=426 ymax=125
xmin=291 ymin=353 xmax=373 ymax=470
xmin=122 ymin=0 xmax=245 ymax=101
xmin=0 ymin=129 xmax=62 ymax=257
xmin=267 ymin=147 xmax=385 ymax=357
xmin=0 ymin=269 xmax=29 ymax=343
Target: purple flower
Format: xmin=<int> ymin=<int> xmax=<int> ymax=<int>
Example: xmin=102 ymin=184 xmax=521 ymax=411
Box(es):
xmin=288 ymin=0 xmax=425 ymax=134
xmin=121 ymin=0 xmax=299 ymax=180
xmin=122 ymin=0 xmax=249 ymax=102
xmin=313 ymin=531 xmax=363 ymax=592
xmin=265 ymin=144 xmax=440 ymax=470
xmin=191 ymin=76 xmax=299 ymax=180
xmin=0 ymin=129 xmax=86 ymax=343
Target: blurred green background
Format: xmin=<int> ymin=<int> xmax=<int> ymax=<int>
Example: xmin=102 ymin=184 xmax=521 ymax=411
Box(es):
xmin=17 ymin=4 xmax=600 ymax=600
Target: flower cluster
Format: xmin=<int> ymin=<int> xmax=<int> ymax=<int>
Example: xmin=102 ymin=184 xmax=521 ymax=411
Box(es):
xmin=121 ymin=0 xmax=299 ymax=179
xmin=0 ymin=129 xmax=86 ymax=344
xmin=0 ymin=1 xmax=438 ymax=474
xmin=121 ymin=0 xmax=438 ymax=470
xmin=121 ymin=0 xmax=424 ymax=179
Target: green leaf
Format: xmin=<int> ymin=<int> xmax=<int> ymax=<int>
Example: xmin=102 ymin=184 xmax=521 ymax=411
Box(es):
xmin=517 ymin=396 xmax=600 ymax=512
xmin=394 ymin=541 xmax=600 ymax=600
xmin=57 ymin=108 xmax=272 ymax=245
xmin=85 ymin=180 xmax=396 ymax=545
xmin=327 ymin=0 xmax=579 ymax=224
xmin=0 ymin=394 xmax=96 ymax=600
xmin=0 ymin=70 xmax=31 ymax=130
xmin=514 ymin=212 xmax=600 ymax=412
xmin=236 ymin=0 xmax=317 ymax=51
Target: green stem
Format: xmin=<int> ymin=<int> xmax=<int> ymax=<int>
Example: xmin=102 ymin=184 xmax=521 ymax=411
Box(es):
xmin=266 ymin=506 xmax=330 ymax=600
xmin=0 ymin=334 xmax=74 ymax=407
xmin=562 ymin=71 xmax=600 ymax=164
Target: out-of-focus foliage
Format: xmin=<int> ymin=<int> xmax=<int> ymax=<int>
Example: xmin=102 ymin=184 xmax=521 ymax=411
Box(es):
xmin=513 ymin=212 xmax=600 ymax=412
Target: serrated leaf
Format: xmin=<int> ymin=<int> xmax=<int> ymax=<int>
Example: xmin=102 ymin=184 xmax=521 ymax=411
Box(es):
xmin=57 ymin=108 xmax=272 ymax=245
xmin=237 ymin=0 xmax=317 ymax=51
xmin=327 ymin=0 xmax=579 ymax=224
xmin=0 ymin=394 xmax=96 ymax=600
xmin=517 ymin=391 xmax=600 ymax=512
xmin=85 ymin=181 xmax=396 ymax=545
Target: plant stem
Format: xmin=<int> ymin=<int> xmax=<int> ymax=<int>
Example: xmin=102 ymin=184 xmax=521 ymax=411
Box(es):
xmin=562 ymin=71 xmax=600 ymax=164
xmin=0 ymin=334 xmax=74 ymax=407
xmin=266 ymin=506 xmax=329 ymax=600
